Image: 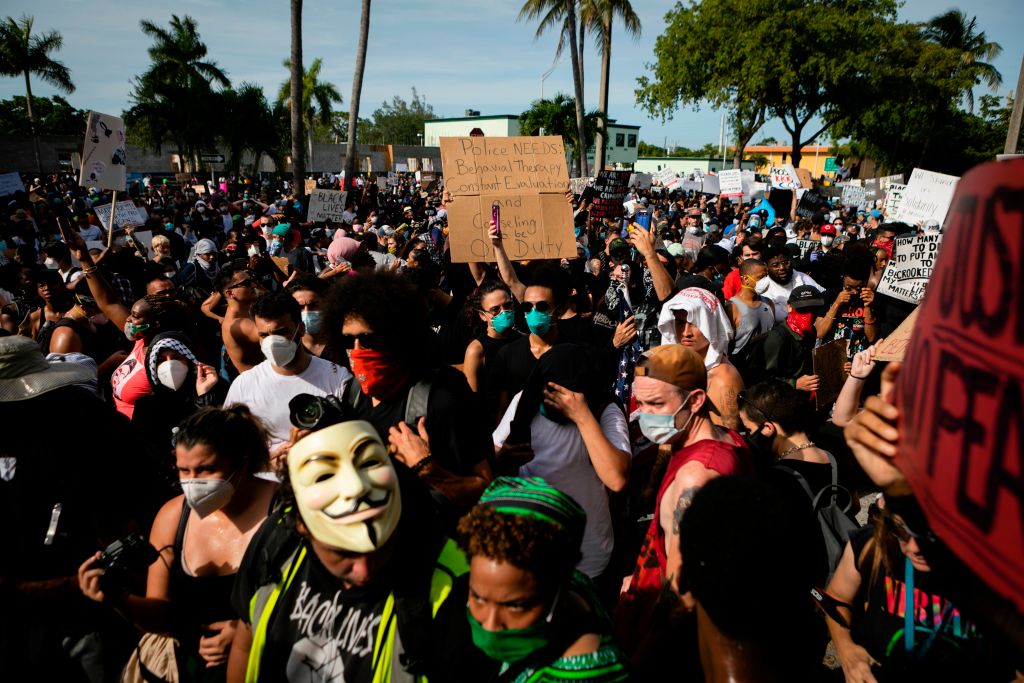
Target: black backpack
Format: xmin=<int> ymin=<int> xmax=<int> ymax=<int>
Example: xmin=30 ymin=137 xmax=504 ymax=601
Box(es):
xmin=775 ymin=451 xmax=859 ymax=582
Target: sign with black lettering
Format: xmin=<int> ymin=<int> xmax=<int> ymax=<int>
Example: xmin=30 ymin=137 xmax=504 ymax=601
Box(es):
xmin=590 ymin=171 xmax=631 ymax=220
xmin=795 ymin=239 xmax=817 ymax=260
xmin=895 ymin=157 xmax=1024 ymax=614
xmin=440 ymin=136 xmax=574 ymax=263
xmin=796 ymin=191 xmax=829 ymax=219
xmin=876 ymin=233 xmax=943 ymax=304
xmin=307 ymin=189 xmax=348 ymax=223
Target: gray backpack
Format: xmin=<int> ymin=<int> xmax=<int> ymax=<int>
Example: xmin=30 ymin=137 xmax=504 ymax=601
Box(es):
xmin=775 ymin=451 xmax=859 ymax=582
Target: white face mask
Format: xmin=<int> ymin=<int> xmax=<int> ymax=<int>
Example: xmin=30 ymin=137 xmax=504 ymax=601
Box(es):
xmin=180 ymin=474 xmax=236 ymax=518
xmin=44 ymin=258 xmax=59 ymax=270
xmin=821 ymin=236 xmax=835 ymax=248
xmin=247 ymin=244 xmax=260 ymax=258
xmin=260 ymin=333 xmax=298 ymax=368
xmin=156 ymin=359 xmax=189 ymax=391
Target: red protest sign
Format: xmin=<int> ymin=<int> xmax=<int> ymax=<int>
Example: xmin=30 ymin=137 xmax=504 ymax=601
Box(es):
xmin=895 ymin=158 xmax=1024 ymax=613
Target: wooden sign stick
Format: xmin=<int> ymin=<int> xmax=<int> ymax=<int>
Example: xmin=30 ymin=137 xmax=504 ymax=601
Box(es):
xmin=107 ymin=190 xmax=117 ymax=248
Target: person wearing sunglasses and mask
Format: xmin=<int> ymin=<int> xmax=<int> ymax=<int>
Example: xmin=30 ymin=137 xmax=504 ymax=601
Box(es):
xmin=462 ymin=281 xmax=521 ymax=424
xmin=616 ymin=344 xmax=751 ymax=675
xmin=79 ymin=406 xmax=278 ymax=679
xmin=225 ymin=292 xmax=353 ymax=465
xmin=457 ymin=477 xmax=629 ymax=682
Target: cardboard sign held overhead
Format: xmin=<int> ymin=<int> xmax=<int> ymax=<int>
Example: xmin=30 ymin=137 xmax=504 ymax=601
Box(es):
xmin=876 ymin=233 xmax=943 ymax=304
xmin=871 ymin=307 xmax=919 ymax=362
xmin=795 ymin=167 xmax=813 ymax=189
xmin=79 ymin=111 xmax=127 ymax=192
xmin=307 ymin=189 xmax=348 ymax=223
xmin=841 ymin=184 xmax=867 ymax=210
xmin=93 ymin=201 xmax=144 ymax=229
xmin=895 ymin=157 xmax=1024 ymax=614
xmin=629 ymin=172 xmax=653 ymax=190
xmin=568 ymin=177 xmax=593 ymax=196
xmin=812 ymin=338 xmax=847 ymax=409
xmin=884 ymin=183 xmax=906 ymax=217
xmin=440 ymin=136 xmax=574 ymax=263
xmin=893 ymin=168 xmax=959 ymax=226
xmin=718 ymin=169 xmax=742 ymax=201
xmin=796 ymin=191 xmax=829 ymax=219
xmin=590 ymin=170 xmax=631 ymax=220
xmin=770 ymin=165 xmax=799 ymax=190
xmin=304 ymin=179 xmax=317 ymax=194
xmin=0 ymin=172 xmax=25 ymax=197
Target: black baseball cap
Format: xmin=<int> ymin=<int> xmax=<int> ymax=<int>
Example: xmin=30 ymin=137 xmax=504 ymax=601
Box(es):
xmin=788 ymin=285 xmax=824 ymax=311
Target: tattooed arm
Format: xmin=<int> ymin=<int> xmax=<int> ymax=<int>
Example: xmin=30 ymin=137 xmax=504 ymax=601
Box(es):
xmin=707 ymin=362 xmax=745 ymax=432
xmin=659 ymin=462 xmax=719 ymax=590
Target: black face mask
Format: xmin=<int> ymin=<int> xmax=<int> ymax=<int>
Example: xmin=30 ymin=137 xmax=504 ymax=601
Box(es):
xmin=744 ymin=426 xmax=775 ymax=465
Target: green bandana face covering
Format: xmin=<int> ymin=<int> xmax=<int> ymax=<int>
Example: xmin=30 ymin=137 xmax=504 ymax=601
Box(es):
xmin=467 ymin=606 xmax=553 ymax=663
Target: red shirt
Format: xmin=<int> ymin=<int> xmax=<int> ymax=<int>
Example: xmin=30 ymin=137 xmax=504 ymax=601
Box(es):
xmin=722 ymin=267 xmax=742 ymax=300
xmin=111 ymin=339 xmax=151 ymax=419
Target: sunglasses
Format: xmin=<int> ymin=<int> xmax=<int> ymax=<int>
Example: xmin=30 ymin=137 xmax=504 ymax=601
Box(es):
xmin=340 ymin=331 xmax=383 ymax=349
xmin=482 ymin=301 xmax=515 ymax=316
xmin=737 ymin=390 xmax=778 ymax=424
xmin=227 ymin=276 xmax=255 ymax=290
xmin=891 ymin=519 xmax=920 ymax=543
xmin=520 ymin=301 xmax=551 ymax=314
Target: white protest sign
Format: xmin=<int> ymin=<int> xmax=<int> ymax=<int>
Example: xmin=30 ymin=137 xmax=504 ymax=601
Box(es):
xmin=884 ymin=183 xmax=907 ymax=218
xmin=719 ymin=170 xmax=742 ymax=200
xmin=93 ymin=201 xmax=144 ymax=229
xmin=307 ymin=189 xmax=348 ymax=223
xmin=876 ymin=233 xmax=944 ymax=304
xmin=741 ymin=170 xmax=756 ymax=203
xmin=795 ymin=239 xmax=818 ymax=259
xmin=770 ymin=165 xmax=800 ymax=190
xmin=79 ymin=111 xmax=127 ymax=192
xmin=654 ymin=168 xmax=676 ymax=185
xmin=568 ymin=177 xmax=593 ymax=195
xmin=681 ymin=179 xmax=703 ymax=193
xmin=894 ymin=168 xmax=959 ymax=226
xmin=376 ymin=177 xmax=387 ymax=191
xmin=879 ymin=173 xmax=904 ymax=191
xmin=841 ymin=184 xmax=867 ymax=209
xmin=628 ymin=173 xmax=653 ymax=190
xmin=701 ymin=175 xmax=720 ymax=196
xmin=0 ymin=172 xmax=25 ymax=196
xmin=132 ymin=230 xmax=153 ymax=252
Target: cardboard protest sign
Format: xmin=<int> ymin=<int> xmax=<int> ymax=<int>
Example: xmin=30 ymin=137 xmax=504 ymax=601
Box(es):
xmin=883 ymin=183 xmax=906 ymax=217
xmin=376 ymin=177 xmax=387 ymax=191
xmin=770 ymin=165 xmax=799 ymax=190
xmin=307 ymin=189 xmax=348 ymax=223
xmin=893 ymin=168 xmax=959 ymax=226
xmin=812 ymin=338 xmax=848 ymax=409
xmin=271 ymin=256 xmax=290 ymax=274
xmin=79 ymin=111 xmax=127 ymax=192
xmin=841 ymin=184 xmax=867 ymax=209
xmin=876 ymin=233 xmax=943 ymax=304
xmin=590 ymin=171 xmax=631 ymax=220
xmin=174 ymin=172 xmax=191 ymax=183
xmin=871 ymin=306 xmax=919 ymax=362
xmin=440 ymin=136 xmax=574 ymax=263
xmin=0 ymin=172 xmax=25 ymax=197
xmin=628 ymin=173 xmax=652 ymax=190
xmin=191 ymin=184 xmax=207 ymax=196
xmin=718 ymin=170 xmax=742 ymax=201
xmin=895 ymin=157 xmax=1024 ymax=613
xmin=93 ymin=201 xmax=144 ymax=229
xmin=795 ymin=167 xmax=813 ymax=189
xmin=304 ymin=179 xmax=317 ymax=194
xmin=796 ymin=191 xmax=829 ymax=219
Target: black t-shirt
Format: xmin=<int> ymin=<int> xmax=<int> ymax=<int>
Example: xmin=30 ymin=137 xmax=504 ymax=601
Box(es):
xmin=819 ymin=288 xmax=870 ymax=358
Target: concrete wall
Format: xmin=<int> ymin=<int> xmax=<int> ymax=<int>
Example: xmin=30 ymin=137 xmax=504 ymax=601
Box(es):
xmin=634 ymin=156 xmax=757 ymax=175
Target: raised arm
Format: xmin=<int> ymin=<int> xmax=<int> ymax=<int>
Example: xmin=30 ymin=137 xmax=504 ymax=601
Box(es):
xmin=629 ymin=223 xmax=674 ymax=303
xmin=67 ymin=234 xmax=131 ymax=330
xmin=487 ymin=222 xmax=526 ymax=302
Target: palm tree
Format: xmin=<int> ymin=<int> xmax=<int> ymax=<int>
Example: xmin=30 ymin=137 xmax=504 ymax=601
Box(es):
xmin=581 ymin=0 xmax=640 ymax=171
xmin=520 ymin=94 xmax=604 ymax=175
xmin=220 ymin=83 xmax=284 ymax=175
xmin=344 ymin=0 xmax=371 ymax=189
xmin=923 ymin=9 xmax=1002 ymax=113
xmin=0 ymin=15 xmax=74 ymax=173
xmin=289 ymin=0 xmax=304 ymax=194
xmin=518 ymin=0 xmax=588 ymax=175
xmin=278 ymin=57 xmax=342 ymax=173
xmin=128 ymin=15 xmax=229 ymax=170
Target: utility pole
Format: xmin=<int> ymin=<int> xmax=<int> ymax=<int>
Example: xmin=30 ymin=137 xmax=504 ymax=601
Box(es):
xmin=1005 ymin=52 xmax=1024 ymax=155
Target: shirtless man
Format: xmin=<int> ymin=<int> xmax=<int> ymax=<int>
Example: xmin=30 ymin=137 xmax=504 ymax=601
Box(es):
xmin=217 ymin=263 xmax=264 ymax=374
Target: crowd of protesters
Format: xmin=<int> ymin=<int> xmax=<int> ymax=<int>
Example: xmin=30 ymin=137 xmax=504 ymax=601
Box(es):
xmin=0 ymin=167 xmax=1020 ymax=683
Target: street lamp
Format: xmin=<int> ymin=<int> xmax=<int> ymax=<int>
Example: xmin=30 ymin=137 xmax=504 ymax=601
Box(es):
xmin=417 ymin=133 xmax=423 ymax=147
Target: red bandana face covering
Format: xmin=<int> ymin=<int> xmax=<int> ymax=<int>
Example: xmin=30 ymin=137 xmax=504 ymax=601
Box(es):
xmin=349 ymin=348 xmax=410 ymax=400
xmin=787 ymin=311 xmax=816 ymax=336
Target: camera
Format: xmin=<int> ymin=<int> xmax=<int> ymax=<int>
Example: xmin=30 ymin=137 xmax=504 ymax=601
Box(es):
xmin=289 ymin=394 xmax=352 ymax=431
xmin=96 ymin=533 xmax=159 ymax=595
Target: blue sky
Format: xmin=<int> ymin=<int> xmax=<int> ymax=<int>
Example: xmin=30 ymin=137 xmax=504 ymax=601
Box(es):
xmin=1 ymin=0 xmax=1021 ymax=149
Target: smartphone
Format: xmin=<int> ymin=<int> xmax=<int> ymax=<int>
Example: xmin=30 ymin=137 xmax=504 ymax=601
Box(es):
xmin=492 ymin=202 xmax=501 ymax=238
xmin=636 ymin=210 xmax=651 ymax=231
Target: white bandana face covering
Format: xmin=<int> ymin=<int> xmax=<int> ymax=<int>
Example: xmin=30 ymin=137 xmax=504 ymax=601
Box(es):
xmin=287 ymin=421 xmax=401 ymax=553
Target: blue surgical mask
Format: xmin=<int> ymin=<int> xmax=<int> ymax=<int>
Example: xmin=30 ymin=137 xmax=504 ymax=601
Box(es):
xmin=637 ymin=393 xmax=695 ymax=444
xmin=164 ymin=222 xmax=174 ymax=231
xmin=525 ymin=309 xmax=552 ymax=336
xmin=491 ymin=310 xmax=515 ymax=335
xmin=301 ymin=310 xmax=322 ymax=335
xmin=269 ymin=240 xmax=283 ymax=256
xmin=293 ymin=202 xmax=302 ymax=212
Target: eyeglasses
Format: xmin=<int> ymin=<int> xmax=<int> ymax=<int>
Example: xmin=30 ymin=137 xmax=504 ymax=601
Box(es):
xmin=227 ymin=276 xmax=255 ymax=290
xmin=891 ymin=518 xmax=920 ymax=543
xmin=482 ymin=301 xmax=515 ymax=316
xmin=737 ymin=390 xmax=778 ymax=424
xmin=340 ymin=331 xmax=383 ymax=349
xmin=520 ymin=301 xmax=551 ymax=314
xmin=767 ymin=259 xmax=791 ymax=269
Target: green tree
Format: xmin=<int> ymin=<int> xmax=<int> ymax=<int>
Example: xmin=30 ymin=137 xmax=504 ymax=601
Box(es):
xmin=923 ymin=9 xmax=1002 ymax=114
xmin=125 ymin=15 xmax=229 ymax=171
xmin=363 ymin=89 xmax=435 ymax=145
xmin=519 ymin=93 xmax=603 ymax=174
xmin=636 ymin=1 xmax=770 ymax=168
xmin=220 ymin=84 xmax=284 ymax=175
xmin=344 ymin=0 xmax=371 ymax=186
xmin=0 ymin=15 xmax=74 ymax=173
xmin=278 ymin=57 xmax=342 ymax=172
xmin=0 ymin=95 xmax=84 ymax=136
xmin=582 ymin=0 xmax=641 ymax=171
xmin=289 ymin=0 xmax=304 ymax=193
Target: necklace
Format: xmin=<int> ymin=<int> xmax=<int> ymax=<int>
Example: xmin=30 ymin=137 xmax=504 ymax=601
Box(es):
xmin=779 ymin=442 xmax=815 ymax=459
